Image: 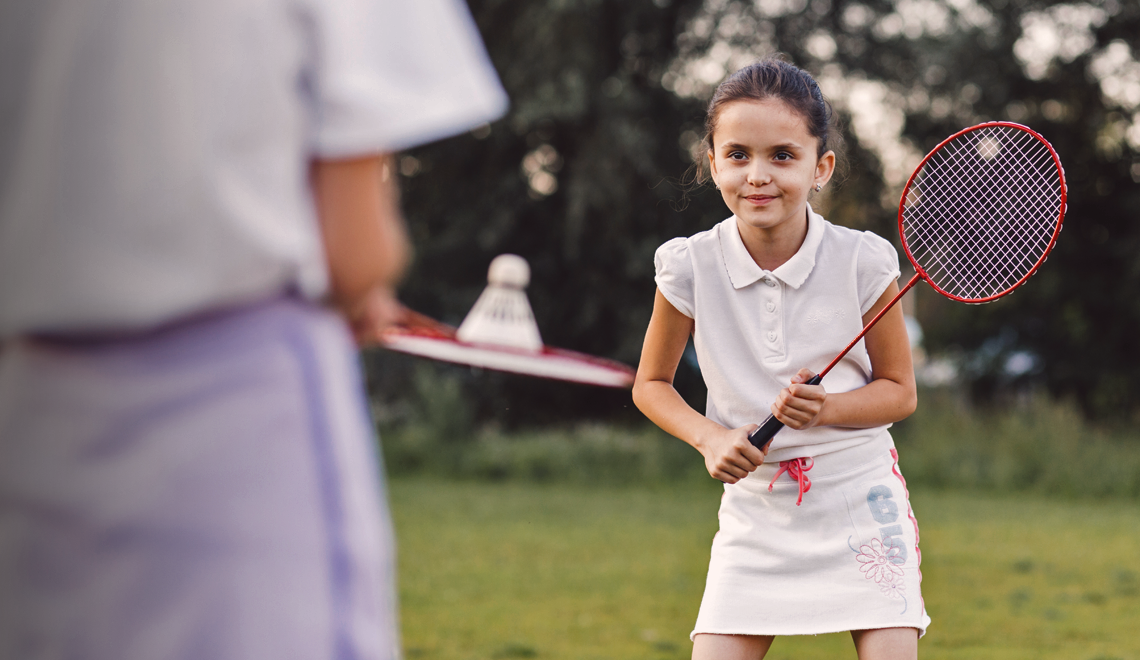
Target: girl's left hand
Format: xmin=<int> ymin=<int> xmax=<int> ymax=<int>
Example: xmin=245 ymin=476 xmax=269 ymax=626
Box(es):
xmin=771 ymin=368 xmax=827 ymax=430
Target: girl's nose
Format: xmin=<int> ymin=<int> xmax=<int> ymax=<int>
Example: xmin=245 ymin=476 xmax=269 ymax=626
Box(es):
xmin=745 ymin=164 xmax=772 ymax=186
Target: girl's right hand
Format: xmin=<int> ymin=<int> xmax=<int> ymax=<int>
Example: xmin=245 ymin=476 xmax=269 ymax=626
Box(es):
xmin=346 ymin=285 xmax=402 ymax=346
xmin=697 ymin=424 xmax=766 ymax=484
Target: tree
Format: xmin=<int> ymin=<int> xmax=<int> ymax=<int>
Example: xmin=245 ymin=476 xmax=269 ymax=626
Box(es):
xmin=378 ymin=0 xmax=1140 ymax=425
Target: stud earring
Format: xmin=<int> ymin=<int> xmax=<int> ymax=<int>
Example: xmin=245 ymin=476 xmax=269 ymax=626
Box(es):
xmin=814 ymin=183 xmax=822 ymax=192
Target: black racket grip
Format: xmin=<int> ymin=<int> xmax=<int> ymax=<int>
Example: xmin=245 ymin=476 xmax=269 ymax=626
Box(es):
xmin=747 ymin=373 xmax=823 ymax=450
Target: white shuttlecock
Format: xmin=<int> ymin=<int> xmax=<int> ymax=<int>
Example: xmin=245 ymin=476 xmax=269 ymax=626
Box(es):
xmin=456 ymin=254 xmax=544 ymax=351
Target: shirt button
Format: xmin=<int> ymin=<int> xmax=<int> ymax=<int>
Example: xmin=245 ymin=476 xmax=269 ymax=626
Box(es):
xmin=767 ymin=331 xmax=777 ymax=341
xmin=766 ymin=302 xmax=775 ymax=312
xmin=766 ymin=279 xmax=777 ymax=287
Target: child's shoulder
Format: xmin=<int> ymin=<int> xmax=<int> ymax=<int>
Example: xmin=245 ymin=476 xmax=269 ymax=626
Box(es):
xmin=817 ymin=215 xmax=898 ymax=261
xmin=818 ymin=214 xmax=890 ymax=245
xmin=654 ymin=222 xmax=734 ymax=318
xmin=653 ymin=219 xmax=734 ymax=303
xmin=655 ymin=217 xmax=733 ymax=257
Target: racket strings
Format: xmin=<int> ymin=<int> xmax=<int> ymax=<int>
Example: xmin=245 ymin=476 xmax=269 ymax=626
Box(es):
xmin=902 ymin=125 xmax=1062 ymax=301
xmin=910 ymin=133 xmax=1055 ymax=267
xmin=912 ymin=131 xmax=1058 ymax=292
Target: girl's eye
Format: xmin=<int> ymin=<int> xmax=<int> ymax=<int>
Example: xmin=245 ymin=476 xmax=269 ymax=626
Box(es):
xmin=728 ymin=151 xmax=747 ymax=160
xmin=774 ymin=151 xmax=793 ymax=161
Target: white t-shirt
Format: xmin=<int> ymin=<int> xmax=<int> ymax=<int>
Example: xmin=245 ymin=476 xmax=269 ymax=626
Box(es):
xmin=0 ymin=0 xmax=508 ymax=337
xmin=654 ymin=206 xmax=901 ymax=461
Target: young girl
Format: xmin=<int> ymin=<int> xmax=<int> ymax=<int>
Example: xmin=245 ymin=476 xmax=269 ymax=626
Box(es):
xmin=632 ymin=60 xmax=929 ymax=660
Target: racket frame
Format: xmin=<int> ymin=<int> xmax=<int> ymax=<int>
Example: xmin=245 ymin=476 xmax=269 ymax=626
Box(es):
xmin=898 ymin=121 xmax=1067 ymax=305
xmin=380 ymin=319 xmax=636 ymax=389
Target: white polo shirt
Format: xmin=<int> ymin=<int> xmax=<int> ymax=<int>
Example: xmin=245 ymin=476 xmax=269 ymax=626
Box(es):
xmin=0 ymin=0 xmax=508 ymax=337
xmin=655 ymin=207 xmax=901 ymax=461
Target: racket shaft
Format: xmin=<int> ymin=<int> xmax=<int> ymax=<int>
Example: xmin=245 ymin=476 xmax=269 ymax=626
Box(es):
xmin=817 ymin=273 xmax=921 ymax=379
xmin=747 ymin=275 xmax=920 ymax=449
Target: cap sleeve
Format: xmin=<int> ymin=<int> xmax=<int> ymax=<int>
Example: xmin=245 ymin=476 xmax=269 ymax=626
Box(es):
xmin=305 ymin=0 xmax=509 ymax=157
xmin=654 ymin=238 xmax=695 ymax=318
xmin=856 ymin=232 xmax=901 ymax=315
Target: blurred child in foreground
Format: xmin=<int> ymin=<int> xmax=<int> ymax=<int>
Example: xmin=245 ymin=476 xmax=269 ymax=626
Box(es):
xmin=0 ymin=1 xmax=506 ymax=658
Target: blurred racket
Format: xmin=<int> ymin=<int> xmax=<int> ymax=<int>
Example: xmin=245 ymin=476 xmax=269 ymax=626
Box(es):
xmin=749 ymin=121 xmax=1067 ymax=448
xmin=379 ymin=255 xmax=635 ymax=389
xmin=380 ymin=308 xmax=635 ymax=388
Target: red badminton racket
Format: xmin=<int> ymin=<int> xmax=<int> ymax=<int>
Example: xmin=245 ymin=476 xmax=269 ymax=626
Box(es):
xmin=749 ymin=121 xmax=1067 ymax=449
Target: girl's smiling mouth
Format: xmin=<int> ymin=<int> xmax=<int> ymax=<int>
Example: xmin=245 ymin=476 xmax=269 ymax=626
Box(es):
xmin=744 ymin=194 xmax=777 ymax=205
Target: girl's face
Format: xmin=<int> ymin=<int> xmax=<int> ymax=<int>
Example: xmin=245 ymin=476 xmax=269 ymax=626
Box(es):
xmin=707 ymin=98 xmax=835 ymax=242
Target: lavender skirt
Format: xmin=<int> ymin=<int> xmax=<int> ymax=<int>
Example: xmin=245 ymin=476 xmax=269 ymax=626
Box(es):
xmin=0 ymin=298 xmax=397 ymax=660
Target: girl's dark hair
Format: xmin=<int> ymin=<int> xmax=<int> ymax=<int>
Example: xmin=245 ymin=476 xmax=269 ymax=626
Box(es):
xmin=673 ymin=57 xmax=847 ymax=206
xmin=695 ymin=57 xmax=846 ymax=183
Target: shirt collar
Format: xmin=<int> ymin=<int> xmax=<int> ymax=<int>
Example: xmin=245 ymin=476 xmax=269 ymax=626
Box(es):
xmin=719 ymin=204 xmax=825 ymax=290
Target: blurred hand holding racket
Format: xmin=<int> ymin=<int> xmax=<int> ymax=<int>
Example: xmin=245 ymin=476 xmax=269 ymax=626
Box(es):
xmin=750 ymin=121 xmax=1067 ymax=448
xmin=373 ymin=254 xmax=636 ymax=389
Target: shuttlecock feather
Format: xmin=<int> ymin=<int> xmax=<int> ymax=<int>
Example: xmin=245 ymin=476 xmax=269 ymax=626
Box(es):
xmin=456 ymin=254 xmax=543 ymax=351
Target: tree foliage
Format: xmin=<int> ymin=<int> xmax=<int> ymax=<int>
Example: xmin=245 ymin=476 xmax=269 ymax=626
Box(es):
xmin=377 ymin=0 xmax=1140 ymax=425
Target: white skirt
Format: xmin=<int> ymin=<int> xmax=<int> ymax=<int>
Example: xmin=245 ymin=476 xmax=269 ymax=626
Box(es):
xmin=693 ymin=432 xmax=931 ymax=639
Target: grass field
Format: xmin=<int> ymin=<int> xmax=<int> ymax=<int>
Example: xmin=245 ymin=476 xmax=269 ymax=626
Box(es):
xmin=390 ymin=477 xmax=1140 ymax=660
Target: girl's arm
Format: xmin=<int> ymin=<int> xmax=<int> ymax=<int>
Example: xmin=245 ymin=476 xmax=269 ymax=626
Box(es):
xmin=311 ymin=155 xmax=410 ymax=342
xmin=633 ymin=289 xmax=768 ymax=484
xmin=770 ymin=280 xmax=918 ymax=429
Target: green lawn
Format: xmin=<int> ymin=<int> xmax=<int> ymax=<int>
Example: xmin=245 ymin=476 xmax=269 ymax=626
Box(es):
xmin=390 ymin=478 xmax=1140 ymax=660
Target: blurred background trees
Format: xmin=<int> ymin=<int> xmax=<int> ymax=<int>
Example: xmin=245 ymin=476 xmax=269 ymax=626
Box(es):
xmin=367 ymin=0 xmax=1140 ymax=427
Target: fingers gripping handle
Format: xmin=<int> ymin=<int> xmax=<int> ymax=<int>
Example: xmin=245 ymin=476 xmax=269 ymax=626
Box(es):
xmin=747 ymin=413 xmax=787 ymax=450
xmin=747 ymin=374 xmax=823 ymax=450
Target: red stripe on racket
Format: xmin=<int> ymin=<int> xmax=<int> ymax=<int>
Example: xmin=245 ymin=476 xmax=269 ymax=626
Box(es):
xmin=749 ymin=122 xmax=1067 ymax=449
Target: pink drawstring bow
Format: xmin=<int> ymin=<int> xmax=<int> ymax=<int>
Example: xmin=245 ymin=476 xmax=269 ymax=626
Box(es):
xmin=768 ymin=456 xmax=814 ymax=506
